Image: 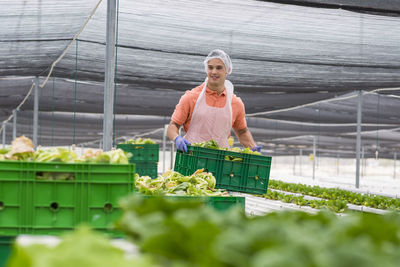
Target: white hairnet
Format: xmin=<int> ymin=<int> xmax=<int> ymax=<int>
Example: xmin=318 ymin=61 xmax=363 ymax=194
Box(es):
xmin=203 ymin=49 xmax=232 ymax=75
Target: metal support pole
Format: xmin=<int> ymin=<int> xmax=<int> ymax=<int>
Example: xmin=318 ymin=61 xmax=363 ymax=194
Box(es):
xmin=163 ymin=124 xmax=168 ymax=173
xmin=2 ymin=122 xmax=5 ymax=148
xmin=312 ymin=136 xmax=316 ymax=180
xmin=169 ymin=127 xmax=181 ymax=170
xmin=364 ymin=150 xmax=367 ymax=176
xmin=293 ymin=154 xmax=296 ymax=175
xmin=170 ymin=142 xmax=175 ymax=170
xmin=394 ymin=152 xmax=397 ymax=179
xmin=299 ymin=149 xmax=302 ymax=176
xmin=12 ymin=109 xmax=18 ymax=140
xmin=336 ymin=153 xmax=339 ymax=176
xmin=355 ymin=90 xmax=363 ymax=188
xmin=361 ymin=146 xmax=364 ymax=177
xmin=33 ymin=76 xmax=39 ymax=148
xmin=102 ymin=0 xmax=117 ymax=151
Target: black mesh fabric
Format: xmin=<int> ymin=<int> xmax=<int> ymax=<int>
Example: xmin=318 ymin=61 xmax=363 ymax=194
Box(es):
xmin=1 ymin=0 xmax=399 ymax=158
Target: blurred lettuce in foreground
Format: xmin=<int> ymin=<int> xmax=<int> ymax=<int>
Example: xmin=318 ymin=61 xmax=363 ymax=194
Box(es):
xmin=115 ymin=194 xmax=400 ymax=267
xmin=6 ymin=225 xmax=157 ymax=267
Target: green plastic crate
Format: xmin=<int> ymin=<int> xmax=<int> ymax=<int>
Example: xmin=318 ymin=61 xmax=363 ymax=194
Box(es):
xmin=0 ymin=161 xmax=135 ymax=236
xmin=174 ymin=146 xmax=271 ymax=194
xmin=117 ymin=144 xmax=159 ymax=163
xmin=135 ymin=162 xmax=158 ymax=178
xmin=0 ymin=236 xmax=13 ymax=267
xmin=0 ymin=179 xmax=26 ymax=236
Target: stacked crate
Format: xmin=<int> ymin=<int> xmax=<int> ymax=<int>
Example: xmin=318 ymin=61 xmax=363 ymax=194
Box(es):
xmin=117 ymin=144 xmax=159 ymax=178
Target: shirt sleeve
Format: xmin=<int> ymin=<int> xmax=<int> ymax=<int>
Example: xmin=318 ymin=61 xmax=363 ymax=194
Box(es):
xmin=171 ymin=91 xmax=191 ymax=126
xmin=232 ymin=97 xmax=247 ymax=130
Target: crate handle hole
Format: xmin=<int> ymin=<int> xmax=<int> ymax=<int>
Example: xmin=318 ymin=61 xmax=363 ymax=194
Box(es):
xmin=230 ymin=172 xmax=234 ymax=178
xmin=50 ymin=202 xmax=59 ymax=212
xmin=204 ymin=168 xmax=209 ymax=172
xmin=0 ymin=201 xmax=3 ymax=210
xmin=104 ymin=203 xmax=113 ymax=212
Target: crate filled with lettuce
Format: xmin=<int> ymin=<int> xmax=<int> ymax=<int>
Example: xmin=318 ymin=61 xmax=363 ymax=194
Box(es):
xmin=0 ymin=136 xmax=135 ymax=236
xmin=135 ymin=169 xmax=245 ymax=212
xmin=117 ymin=138 xmax=158 ymax=178
xmin=174 ymin=140 xmax=271 ymax=195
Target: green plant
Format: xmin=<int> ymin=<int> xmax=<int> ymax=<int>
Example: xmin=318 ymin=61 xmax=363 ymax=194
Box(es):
xmin=269 ymin=179 xmax=400 ymax=211
xmin=264 ymin=190 xmax=348 ymax=213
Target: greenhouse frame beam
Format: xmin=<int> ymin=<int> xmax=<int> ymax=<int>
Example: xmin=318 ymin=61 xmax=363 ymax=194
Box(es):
xmin=2 ymin=122 xmax=5 ymax=148
xmin=312 ymin=136 xmax=316 ymax=180
xmin=299 ymin=149 xmax=302 ymax=176
xmin=102 ymin=0 xmax=117 ymax=151
xmin=33 ymin=77 xmax=39 ymax=148
xmin=355 ymin=90 xmax=363 ymax=188
xmin=12 ymin=109 xmax=17 ymax=140
xmin=163 ymin=124 xmax=167 ymax=173
xmin=394 ymin=152 xmax=397 ymax=180
xmin=336 ymin=153 xmax=340 ymax=175
xmin=361 ymin=146 xmax=364 ymax=177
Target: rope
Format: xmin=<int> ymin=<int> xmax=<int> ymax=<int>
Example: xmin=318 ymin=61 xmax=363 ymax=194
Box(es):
xmin=10 ymin=83 xmax=34 ymax=117
xmin=39 ymin=0 xmax=103 ymax=88
xmin=0 ymin=82 xmax=34 ymax=133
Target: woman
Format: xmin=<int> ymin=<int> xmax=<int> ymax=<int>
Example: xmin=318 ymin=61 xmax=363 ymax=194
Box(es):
xmin=167 ymin=49 xmax=261 ymax=153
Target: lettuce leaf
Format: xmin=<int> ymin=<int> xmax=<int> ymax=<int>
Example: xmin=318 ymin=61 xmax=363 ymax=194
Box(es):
xmin=7 ymin=225 xmax=157 ymax=267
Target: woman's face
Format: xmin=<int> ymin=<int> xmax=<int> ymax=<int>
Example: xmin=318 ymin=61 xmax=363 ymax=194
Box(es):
xmin=206 ymin=58 xmax=226 ymax=88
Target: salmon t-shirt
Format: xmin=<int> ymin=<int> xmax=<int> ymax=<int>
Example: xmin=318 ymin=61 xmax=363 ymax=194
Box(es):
xmin=171 ymin=83 xmax=247 ymax=133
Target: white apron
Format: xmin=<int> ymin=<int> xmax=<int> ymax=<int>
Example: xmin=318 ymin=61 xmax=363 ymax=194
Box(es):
xmin=185 ymin=78 xmax=233 ymax=148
